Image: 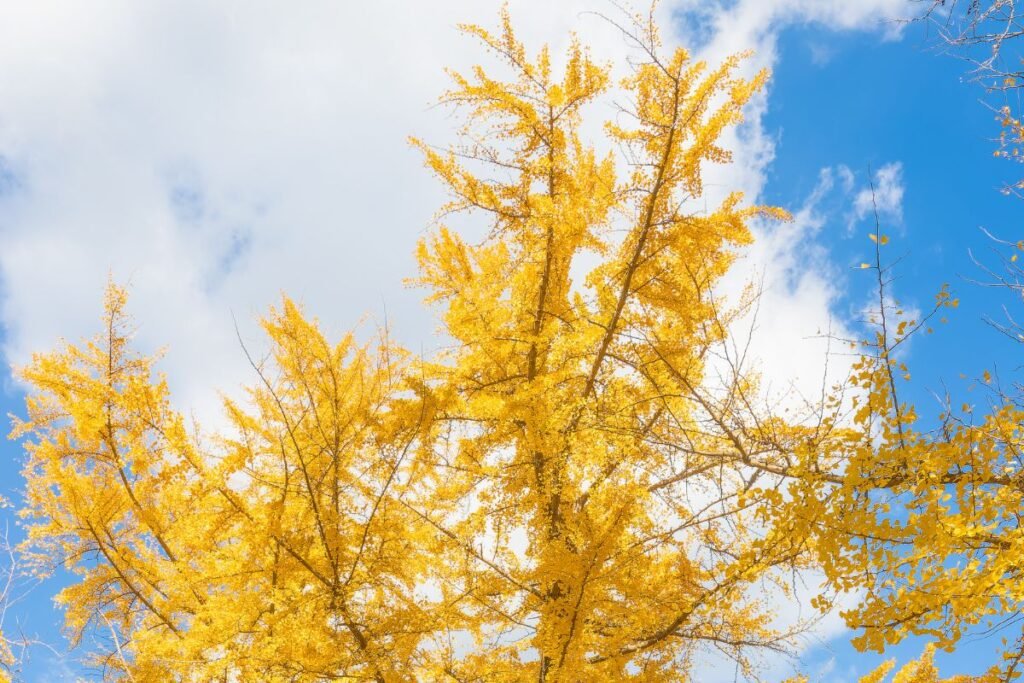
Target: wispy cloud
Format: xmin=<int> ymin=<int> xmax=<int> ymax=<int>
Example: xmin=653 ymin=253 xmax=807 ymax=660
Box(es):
xmin=850 ymin=161 xmax=905 ymax=231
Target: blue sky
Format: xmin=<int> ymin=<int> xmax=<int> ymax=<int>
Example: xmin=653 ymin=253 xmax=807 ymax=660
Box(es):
xmin=762 ymin=22 xmax=1024 ymax=396
xmin=0 ymin=1 xmax=1021 ymax=680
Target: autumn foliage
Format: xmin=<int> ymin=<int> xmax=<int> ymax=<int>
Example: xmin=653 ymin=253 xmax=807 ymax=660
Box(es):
xmin=8 ymin=8 xmax=1024 ymax=683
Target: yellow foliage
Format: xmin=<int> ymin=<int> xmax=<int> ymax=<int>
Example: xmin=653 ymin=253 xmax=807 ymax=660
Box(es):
xmin=9 ymin=9 xmax=808 ymax=680
xmin=769 ymin=241 xmax=1024 ymax=679
xmin=6 ymin=7 xmax=1009 ymax=683
xmin=859 ymin=646 xmax=997 ymax=683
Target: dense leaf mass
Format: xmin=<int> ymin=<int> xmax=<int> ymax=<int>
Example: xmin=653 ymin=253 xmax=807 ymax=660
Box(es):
xmin=8 ymin=9 xmax=1023 ymax=683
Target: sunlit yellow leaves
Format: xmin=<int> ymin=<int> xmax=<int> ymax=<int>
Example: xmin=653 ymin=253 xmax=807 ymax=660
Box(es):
xmin=7 ymin=7 xmax=800 ymax=679
xmin=775 ymin=274 xmax=1024 ymax=679
xmin=8 ymin=7 xmax=1010 ymax=683
xmin=859 ymin=646 xmax=998 ymax=683
xmin=13 ymin=283 xmax=439 ymax=681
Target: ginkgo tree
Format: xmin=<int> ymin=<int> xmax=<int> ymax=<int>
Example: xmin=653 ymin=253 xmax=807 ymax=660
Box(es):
xmin=407 ymin=9 xmax=822 ymax=681
xmin=7 ymin=6 xmax=1017 ymax=683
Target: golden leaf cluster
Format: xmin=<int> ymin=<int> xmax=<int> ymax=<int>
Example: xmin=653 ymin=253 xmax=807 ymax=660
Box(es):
xmin=7 ymin=8 xmax=1021 ymax=683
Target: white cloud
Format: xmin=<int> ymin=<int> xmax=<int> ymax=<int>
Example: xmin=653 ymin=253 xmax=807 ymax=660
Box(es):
xmin=851 ymin=161 xmax=906 ymax=231
xmin=688 ymin=565 xmax=866 ymax=682
xmin=808 ymin=41 xmax=838 ymax=66
xmin=0 ymin=0 xmax=912 ymax=413
xmin=721 ymin=167 xmax=853 ymax=409
xmin=0 ymin=0 xmax=655 ymax=418
xmin=837 ymin=164 xmax=856 ymax=192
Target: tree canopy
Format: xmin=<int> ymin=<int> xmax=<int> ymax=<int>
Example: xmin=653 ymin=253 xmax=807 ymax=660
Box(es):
xmin=7 ymin=7 xmax=1024 ymax=683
